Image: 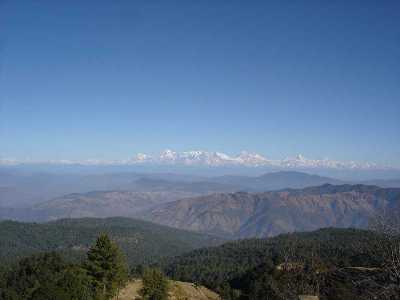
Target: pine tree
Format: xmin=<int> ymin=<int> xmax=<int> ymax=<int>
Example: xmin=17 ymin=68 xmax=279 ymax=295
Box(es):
xmin=84 ymin=233 xmax=128 ymax=299
xmin=138 ymin=268 xmax=169 ymax=300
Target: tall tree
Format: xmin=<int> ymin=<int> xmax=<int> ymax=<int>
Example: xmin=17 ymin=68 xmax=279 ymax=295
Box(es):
xmin=138 ymin=268 xmax=169 ymax=300
xmin=84 ymin=233 xmax=128 ymax=299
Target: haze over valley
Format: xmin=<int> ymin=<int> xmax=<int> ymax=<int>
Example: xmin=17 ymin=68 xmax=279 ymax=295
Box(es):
xmin=1 ymin=167 xmax=399 ymax=240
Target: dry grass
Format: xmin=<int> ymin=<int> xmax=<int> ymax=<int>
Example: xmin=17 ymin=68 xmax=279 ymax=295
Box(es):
xmin=114 ymin=279 xmax=220 ymax=300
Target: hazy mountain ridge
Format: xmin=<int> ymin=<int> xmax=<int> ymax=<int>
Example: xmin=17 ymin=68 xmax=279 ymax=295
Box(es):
xmin=2 ymin=171 xmax=400 ymax=226
xmin=0 ymin=171 xmax=228 ymax=208
xmin=0 ymin=171 xmax=343 ymax=216
xmin=211 ymin=171 xmax=344 ymax=191
xmin=141 ymin=184 xmax=400 ymax=238
xmin=1 ymin=167 xmax=400 ymax=209
xmin=32 ymin=190 xmax=198 ymax=221
xmin=360 ymin=178 xmax=400 ymax=188
xmin=128 ymin=177 xmax=239 ymax=193
xmin=0 ymin=177 xmax=240 ymax=221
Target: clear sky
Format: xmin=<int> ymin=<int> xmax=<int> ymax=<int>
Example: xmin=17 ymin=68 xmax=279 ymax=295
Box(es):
xmin=0 ymin=0 xmax=399 ymax=166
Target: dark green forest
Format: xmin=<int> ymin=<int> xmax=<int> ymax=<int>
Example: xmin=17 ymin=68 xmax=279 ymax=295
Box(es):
xmin=1 ymin=219 xmax=399 ymax=299
xmin=159 ymin=228 xmax=399 ymax=299
xmin=0 ymin=234 xmax=128 ymax=300
xmin=0 ymin=217 xmax=223 ymax=266
xmin=160 ymin=228 xmax=383 ymax=288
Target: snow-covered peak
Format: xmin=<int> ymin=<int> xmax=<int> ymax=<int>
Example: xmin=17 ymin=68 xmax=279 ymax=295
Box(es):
xmin=134 ymin=153 xmax=152 ymax=162
xmin=236 ymin=151 xmax=270 ymax=166
xmin=128 ymin=150 xmax=386 ymax=170
xmin=0 ymin=151 xmax=390 ymax=171
xmin=159 ymin=149 xmax=177 ymax=160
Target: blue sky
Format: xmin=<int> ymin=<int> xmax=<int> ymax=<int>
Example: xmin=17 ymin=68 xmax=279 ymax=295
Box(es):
xmin=0 ymin=0 xmax=399 ymax=166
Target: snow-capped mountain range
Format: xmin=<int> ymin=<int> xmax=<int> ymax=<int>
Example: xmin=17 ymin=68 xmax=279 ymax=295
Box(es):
xmin=130 ymin=150 xmax=383 ymax=170
xmin=0 ymin=150 xmax=391 ymax=170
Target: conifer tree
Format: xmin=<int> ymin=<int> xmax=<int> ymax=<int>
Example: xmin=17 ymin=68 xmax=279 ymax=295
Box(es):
xmin=85 ymin=233 xmax=128 ymax=299
xmin=138 ymin=268 xmax=169 ymax=300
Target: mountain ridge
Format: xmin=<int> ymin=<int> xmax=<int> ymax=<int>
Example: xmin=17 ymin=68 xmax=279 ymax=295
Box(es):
xmin=140 ymin=184 xmax=400 ymax=239
xmin=2 ymin=149 xmax=392 ymax=170
xmin=0 ymin=171 xmax=343 ymax=220
xmin=115 ymin=150 xmax=390 ymax=170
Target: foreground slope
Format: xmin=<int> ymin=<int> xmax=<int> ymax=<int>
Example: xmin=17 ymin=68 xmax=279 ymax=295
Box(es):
xmin=0 ymin=217 xmax=223 ymax=266
xmin=142 ymin=184 xmax=400 ymax=238
xmin=115 ymin=279 xmax=220 ymax=300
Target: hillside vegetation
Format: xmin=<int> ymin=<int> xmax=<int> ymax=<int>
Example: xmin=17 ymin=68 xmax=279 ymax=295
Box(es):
xmin=160 ymin=228 xmax=383 ymax=289
xmin=0 ymin=217 xmax=223 ymax=266
xmin=158 ymin=228 xmax=400 ymax=299
xmin=1 ymin=225 xmax=398 ymax=299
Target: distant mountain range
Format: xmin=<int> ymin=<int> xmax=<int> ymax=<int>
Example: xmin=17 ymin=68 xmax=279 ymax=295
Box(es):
xmin=32 ymin=190 xmax=196 ymax=220
xmin=2 ymin=171 xmax=400 ymax=240
xmin=211 ymin=171 xmax=344 ymax=191
xmin=131 ymin=150 xmax=386 ymax=170
xmin=141 ymin=184 xmax=400 ymax=239
xmin=0 ymin=170 xmax=341 ymax=208
xmin=0 ymin=171 xmax=216 ymax=207
xmin=360 ymin=178 xmax=400 ymax=188
xmin=0 ymin=171 xmax=351 ymax=220
xmin=2 ymin=168 xmax=399 ymax=209
xmin=1 ymin=149 xmax=394 ymax=170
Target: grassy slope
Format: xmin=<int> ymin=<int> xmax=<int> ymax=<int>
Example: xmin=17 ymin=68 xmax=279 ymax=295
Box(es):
xmin=115 ymin=279 xmax=220 ymax=300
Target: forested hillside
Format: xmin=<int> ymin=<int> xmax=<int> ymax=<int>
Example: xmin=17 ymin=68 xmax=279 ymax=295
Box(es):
xmin=0 ymin=234 xmax=129 ymax=299
xmin=1 ymin=223 xmax=399 ymax=299
xmin=160 ymin=228 xmax=399 ymax=299
xmin=160 ymin=228 xmax=382 ymax=288
xmin=0 ymin=217 xmax=223 ymax=266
